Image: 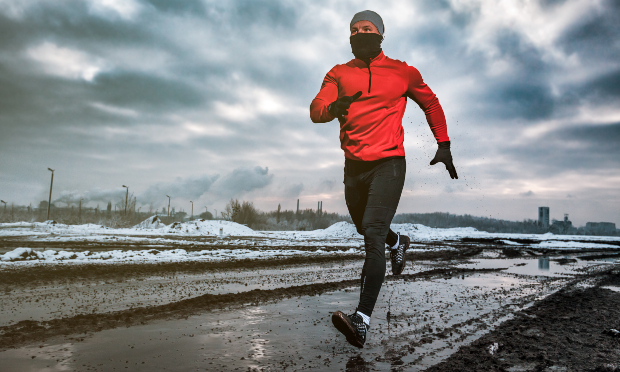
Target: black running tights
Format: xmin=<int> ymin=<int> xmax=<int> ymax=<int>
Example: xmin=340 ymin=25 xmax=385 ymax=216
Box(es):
xmin=344 ymin=157 xmax=406 ymax=317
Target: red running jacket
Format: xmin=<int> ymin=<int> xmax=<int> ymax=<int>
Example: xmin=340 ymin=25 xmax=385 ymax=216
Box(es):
xmin=310 ymin=51 xmax=449 ymax=161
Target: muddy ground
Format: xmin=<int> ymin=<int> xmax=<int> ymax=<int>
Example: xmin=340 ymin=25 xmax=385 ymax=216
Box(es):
xmin=0 ymin=241 xmax=618 ymax=371
xmin=425 ymin=269 xmax=620 ymax=372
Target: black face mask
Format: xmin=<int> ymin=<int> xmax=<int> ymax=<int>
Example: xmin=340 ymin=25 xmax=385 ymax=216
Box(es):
xmin=350 ymin=33 xmax=383 ymax=61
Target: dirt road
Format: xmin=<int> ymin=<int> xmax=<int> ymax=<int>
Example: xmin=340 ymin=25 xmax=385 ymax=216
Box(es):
xmin=0 ymin=244 xmax=618 ymax=371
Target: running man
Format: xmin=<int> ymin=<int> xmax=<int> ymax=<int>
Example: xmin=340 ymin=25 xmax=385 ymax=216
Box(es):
xmin=310 ymin=10 xmax=458 ymax=348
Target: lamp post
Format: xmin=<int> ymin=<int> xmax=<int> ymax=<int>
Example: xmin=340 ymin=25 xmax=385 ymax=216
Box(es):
xmin=0 ymin=200 xmax=6 ymax=212
xmin=190 ymin=201 xmax=193 ymax=220
xmin=78 ymin=198 xmax=84 ymax=223
xmin=166 ymin=195 xmax=170 ymax=217
xmin=47 ymin=168 xmax=54 ymax=220
xmin=122 ymin=185 xmax=128 ymax=216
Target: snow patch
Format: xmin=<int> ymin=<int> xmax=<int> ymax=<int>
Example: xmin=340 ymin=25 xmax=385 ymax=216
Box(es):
xmin=135 ymin=216 xmax=165 ymax=230
xmin=162 ymin=220 xmax=258 ymax=236
xmin=500 ymin=240 xmax=523 ymax=245
xmin=0 ymin=246 xmax=363 ymax=263
xmin=536 ymin=241 xmax=619 ymax=249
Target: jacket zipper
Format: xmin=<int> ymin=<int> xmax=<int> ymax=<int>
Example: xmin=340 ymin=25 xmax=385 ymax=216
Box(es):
xmin=362 ymin=58 xmax=372 ymax=93
xmin=367 ymin=64 xmax=372 ymax=93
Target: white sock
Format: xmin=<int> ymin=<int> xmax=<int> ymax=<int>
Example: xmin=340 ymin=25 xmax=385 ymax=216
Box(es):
xmin=356 ymin=311 xmax=370 ymax=326
xmin=390 ymin=233 xmax=399 ymax=250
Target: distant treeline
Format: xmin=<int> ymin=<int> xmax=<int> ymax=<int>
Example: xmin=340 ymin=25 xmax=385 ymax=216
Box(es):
xmin=0 ymin=198 xmax=350 ymax=230
xmin=0 ymin=202 xmax=185 ymax=228
xmin=392 ymin=212 xmax=619 ymax=236
xmin=221 ymin=199 xmax=351 ymax=231
xmin=0 ymin=201 xmax=616 ymax=236
xmin=392 ymin=212 xmax=547 ymax=233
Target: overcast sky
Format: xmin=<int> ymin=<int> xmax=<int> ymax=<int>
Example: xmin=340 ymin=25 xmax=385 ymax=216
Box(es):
xmin=0 ymin=0 xmax=618 ymax=226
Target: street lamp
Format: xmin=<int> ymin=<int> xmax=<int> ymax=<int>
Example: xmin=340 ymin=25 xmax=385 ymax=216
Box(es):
xmin=79 ymin=198 xmax=84 ymax=222
xmin=0 ymin=200 xmax=6 ymax=212
xmin=122 ymin=185 xmax=128 ymax=216
xmin=190 ymin=201 xmax=193 ymax=220
xmin=47 ymin=168 xmax=54 ymax=220
xmin=166 ymin=195 xmax=170 ymax=217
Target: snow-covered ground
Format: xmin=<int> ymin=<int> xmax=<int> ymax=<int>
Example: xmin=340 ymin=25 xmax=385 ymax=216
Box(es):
xmin=0 ymin=246 xmax=363 ymax=263
xmin=0 ymin=217 xmax=259 ymax=237
xmin=1 ymin=218 xmax=619 ymax=263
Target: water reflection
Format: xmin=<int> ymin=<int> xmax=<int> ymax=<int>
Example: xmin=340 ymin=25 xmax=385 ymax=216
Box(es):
xmin=538 ymin=257 xmax=550 ymax=271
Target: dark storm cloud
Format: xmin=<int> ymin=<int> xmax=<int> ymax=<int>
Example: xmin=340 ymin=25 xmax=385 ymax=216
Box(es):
xmin=93 ymin=71 xmax=204 ymax=109
xmin=504 ymin=122 xmax=620 ymax=176
xmin=495 ymin=30 xmax=547 ymax=72
xmin=140 ymin=174 xmax=220 ymax=204
xmin=142 ymin=0 xmax=207 ymax=16
xmin=580 ymin=69 xmax=620 ymax=102
xmin=555 ymin=122 xmax=620 ymax=150
xmin=416 ymin=0 xmax=478 ymax=29
xmin=0 ymin=2 xmax=153 ymax=51
xmin=483 ymin=29 xmax=554 ymax=120
xmin=491 ymin=81 xmax=554 ymax=120
xmin=539 ymin=0 xmax=568 ymax=8
xmin=230 ymin=0 xmax=299 ymax=30
xmin=0 ymin=0 xmax=307 ymax=135
xmin=0 ymin=71 xmax=138 ymax=130
xmin=558 ymin=0 xmax=620 ymax=60
xmin=0 ymin=0 xmax=613 ymax=131
xmin=213 ymin=166 xmax=274 ymax=199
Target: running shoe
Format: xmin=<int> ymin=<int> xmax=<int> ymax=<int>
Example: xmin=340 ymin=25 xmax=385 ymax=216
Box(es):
xmin=331 ymin=311 xmax=368 ymax=348
xmin=390 ymin=234 xmax=410 ymax=275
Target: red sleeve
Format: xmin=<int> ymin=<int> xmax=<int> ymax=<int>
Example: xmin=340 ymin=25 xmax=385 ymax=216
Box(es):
xmin=406 ymin=66 xmax=449 ymax=143
xmin=310 ymin=67 xmax=338 ymax=123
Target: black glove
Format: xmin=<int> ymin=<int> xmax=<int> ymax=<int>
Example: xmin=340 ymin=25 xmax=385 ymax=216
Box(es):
xmin=328 ymin=91 xmax=363 ymax=118
xmin=430 ymin=141 xmax=458 ymax=179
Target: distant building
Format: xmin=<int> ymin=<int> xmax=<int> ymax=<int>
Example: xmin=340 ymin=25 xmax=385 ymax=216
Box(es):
xmin=538 ymin=207 xmax=550 ymax=227
xmin=551 ymin=214 xmax=573 ymax=234
xmin=586 ymin=222 xmax=616 ymax=234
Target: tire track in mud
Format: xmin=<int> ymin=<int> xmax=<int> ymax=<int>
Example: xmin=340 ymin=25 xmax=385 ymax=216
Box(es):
xmin=0 ymin=267 xmax=503 ymax=351
xmin=0 ymin=256 xmax=363 ymax=287
xmin=0 ymin=248 xmax=483 ymax=287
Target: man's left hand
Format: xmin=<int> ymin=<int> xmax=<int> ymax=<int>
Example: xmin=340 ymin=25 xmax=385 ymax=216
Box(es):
xmin=430 ymin=141 xmax=458 ymax=179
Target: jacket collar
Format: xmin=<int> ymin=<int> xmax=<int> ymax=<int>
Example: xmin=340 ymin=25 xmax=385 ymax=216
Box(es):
xmin=352 ymin=51 xmax=386 ymax=67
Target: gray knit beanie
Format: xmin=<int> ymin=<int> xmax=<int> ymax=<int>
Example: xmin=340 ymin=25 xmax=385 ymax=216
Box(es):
xmin=350 ymin=10 xmax=384 ymax=36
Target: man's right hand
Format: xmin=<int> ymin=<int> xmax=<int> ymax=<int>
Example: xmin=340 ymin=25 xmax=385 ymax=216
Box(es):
xmin=328 ymin=91 xmax=363 ymax=118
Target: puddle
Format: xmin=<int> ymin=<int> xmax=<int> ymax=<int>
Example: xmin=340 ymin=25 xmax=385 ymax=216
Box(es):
xmin=0 ymin=261 xmax=367 ymax=327
xmin=0 ymin=270 xmax=567 ymax=371
xmin=457 ymin=257 xmax=601 ymax=277
xmin=0 ymin=256 xmax=608 ymax=328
